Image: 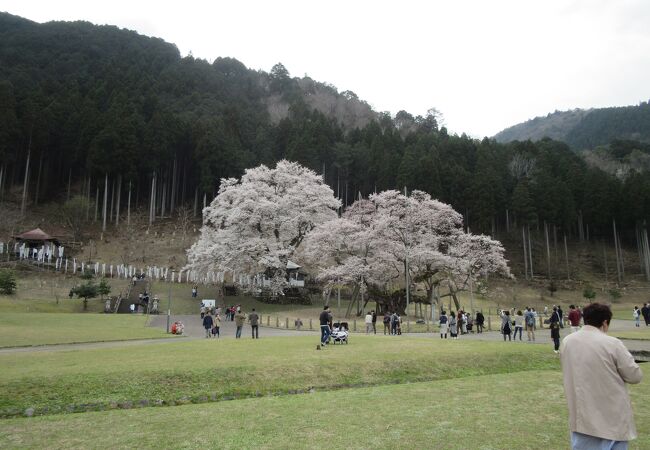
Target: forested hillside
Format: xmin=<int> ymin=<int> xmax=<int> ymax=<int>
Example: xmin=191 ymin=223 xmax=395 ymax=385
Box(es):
xmin=1 ymin=12 xmax=650 ymax=249
xmin=494 ymin=103 xmax=650 ymax=149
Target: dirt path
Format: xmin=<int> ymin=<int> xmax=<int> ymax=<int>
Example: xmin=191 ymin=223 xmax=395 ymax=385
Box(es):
xmin=147 ymin=314 xmax=313 ymax=339
xmin=2 ymin=316 xmax=648 ymax=354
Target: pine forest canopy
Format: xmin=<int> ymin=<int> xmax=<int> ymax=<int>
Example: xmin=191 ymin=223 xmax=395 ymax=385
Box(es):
xmin=1 ymin=12 xmax=650 ymax=246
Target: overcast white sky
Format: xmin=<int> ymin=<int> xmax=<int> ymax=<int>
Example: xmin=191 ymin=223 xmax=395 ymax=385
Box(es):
xmin=2 ymin=0 xmax=650 ymax=137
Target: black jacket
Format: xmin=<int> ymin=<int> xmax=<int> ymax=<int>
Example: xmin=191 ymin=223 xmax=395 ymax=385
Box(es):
xmin=203 ymin=315 xmax=214 ymax=328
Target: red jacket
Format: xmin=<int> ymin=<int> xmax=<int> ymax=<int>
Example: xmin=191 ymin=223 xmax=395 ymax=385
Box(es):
xmin=568 ymin=309 xmax=581 ymax=327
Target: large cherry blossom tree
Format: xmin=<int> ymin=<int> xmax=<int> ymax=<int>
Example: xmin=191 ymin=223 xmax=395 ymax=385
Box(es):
xmin=302 ymin=189 xmax=510 ymax=315
xmin=186 ymin=160 xmax=340 ymax=294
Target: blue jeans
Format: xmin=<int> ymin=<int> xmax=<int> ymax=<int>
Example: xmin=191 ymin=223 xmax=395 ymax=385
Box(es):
xmin=236 ymin=326 xmax=242 ymax=338
xmin=571 ymin=432 xmax=627 ymax=450
xmin=320 ymin=325 xmax=330 ymax=344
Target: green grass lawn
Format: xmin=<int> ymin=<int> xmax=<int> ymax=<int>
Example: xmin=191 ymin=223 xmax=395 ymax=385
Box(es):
xmin=0 ymin=336 xmax=559 ymax=417
xmin=611 ymin=328 xmax=650 ymax=340
xmin=0 ymin=368 xmax=648 ymax=449
xmin=0 ymin=313 xmax=173 ymax=347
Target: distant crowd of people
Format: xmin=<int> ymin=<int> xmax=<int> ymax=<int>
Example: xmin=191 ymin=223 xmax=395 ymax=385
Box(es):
xmin=199 ymin=303 xmax=260 ymax=339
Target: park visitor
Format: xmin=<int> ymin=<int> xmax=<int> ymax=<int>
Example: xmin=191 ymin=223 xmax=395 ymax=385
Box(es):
xmin=560 ymin=303 xmax=642 ymax=449
xmin=249 ymin=308 xmax=259 ymax=339
xmin=390 ymin=312 xmax=399 ymax=335
xmin=641 ymin=303 xmax=650 ymax=326
xmin=524 ymin=307 xmax=536 ymax=341
xmin=202 ymin=312 xmax=214 ymax=338
xmin=557 ymin=305 xmax=564 ymax=327
xmin=364 ymin=311 xmax=373 ymax=334
xmin=383 ymin=312 xmax=391 ymax=335
xmin=466 ymin=313 xmax=474 ymax=332
xmin=371 ymin=310 xmax=377 ymax=334
xmin=549 ymin=306 xmax=561 ymax=353
xmin=460 ymin=311 xmax=468 ymax=334
xmin=439 ymin=311 xmax=448 ymax=339
xmin=449 ymin=311 xmax=458 ymax=339
xmin=319 ymin=306 xmax=331 ymax=346
xmin=633 ymin=306 xmax=641 ymax=327
xmin=568 ymin=305 xmax=582 ymax=333
xmin=212 ymin=313 xmax=221 ymax=337
xmin=475 ymin=311 xmax=484 ymax=333
xmin=200 ymin=305 xmax=206 ymax=319
xmin=513 ymin=310 xmax=524 ymax=341
xmin=191 ymin=285 xmax=198 ymax=298
xmin=294 ymin=318 xmax=303 ymax=330
xmin=500 ymin=310 xmax=512 ymax=341
xmin=234 ymin=307 xmax=246 ymax=339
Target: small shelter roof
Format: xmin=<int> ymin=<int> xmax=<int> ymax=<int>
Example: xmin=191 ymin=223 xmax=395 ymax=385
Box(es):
xmin=287 ymin=260 xmax=301 ymax=270
xmin=14 ymin=228 xmax=59 ymax=244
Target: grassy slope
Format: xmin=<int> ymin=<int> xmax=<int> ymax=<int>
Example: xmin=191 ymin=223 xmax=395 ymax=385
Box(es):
xmin=1 ymin=369 xmax=648 ymax=449
xmin=0 ymin=313 xmax=173 ymax=347
xmin=0 ymin=336 xmax=559 ymax=417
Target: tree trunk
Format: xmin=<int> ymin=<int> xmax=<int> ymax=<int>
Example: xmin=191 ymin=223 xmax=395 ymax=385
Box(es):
xmin=604 ymin=246 xmax=609 ymax=285
xmin=527 ymin=224 xmax=534 ymax=278
xmin=161 ymin=181 xmax=166 ymax=219
xmin=127 ymin=180 xmax=132 ymax=226
xmin=544 ymin=222 xmax=551 ymax=279
xmin=109 ymin=177 xmax=115 ymax=224
xmin=643 ymin=222 xmax=650 ymax=281
xmin=193 ymin=187 xmax=198 ymax=217
xmin=613 ymin=219 xmax=622 ymax=284
xmin=86 ymin=175 xmax=91 ymax=221
xmin=35 ymin=152 xmax=43 ymax=206
xmin=170 ymin=158 xmax=177 ymax=214
xmin=505 ymin=209 xmax=510 ymax=233
xmin=149 ymin=172 xmax=156 ymax=225
xmin=449 ymin=284 xmax=461 ymax=312
xmin=102 ymin=174 xmax=108 ymax=232
xmin=94 ymin=185 xmax=99 ymax=222
xmin=0 ymin=165 xmax=4 ymax=201
xmin=115 ymin=174 xmax=122 ymax=226
xmin=522 ymin=226 xmax=528 ymax=280
xmin=21 ymin=130 xmax=32 ymax=216
xmin=564 ymin=234 xmax=570 ymax=280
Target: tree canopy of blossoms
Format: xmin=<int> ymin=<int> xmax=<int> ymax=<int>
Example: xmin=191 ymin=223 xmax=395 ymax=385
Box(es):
xmin=186 ymin=160 xmax=340 ymax=294
xmin=302 ymin=189 xmax=510 ymax=313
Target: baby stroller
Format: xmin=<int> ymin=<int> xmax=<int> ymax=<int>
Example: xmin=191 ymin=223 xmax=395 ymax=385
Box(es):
xmin=330 ymin=322 xmax=349 ymax=344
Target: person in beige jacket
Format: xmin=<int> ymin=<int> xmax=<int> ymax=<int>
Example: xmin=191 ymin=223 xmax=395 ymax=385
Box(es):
xmin=560 ymin=303 xmax=642 ymax=449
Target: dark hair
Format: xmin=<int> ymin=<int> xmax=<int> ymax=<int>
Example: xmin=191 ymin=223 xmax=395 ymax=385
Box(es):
xmin=582 ymin=303 xmax=612 ymax=327
xmin=441 ymin=311 xmax=446 ymax=315
xmin=324 ymin=306 xmax=329 ymax=310
xmin=570 ymin=305 xmax=575 ymax=309
xmin=517 ymin=310 xmax=522 ymax=315
xmin=252 ymin=308 xmax=255 ymax=311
